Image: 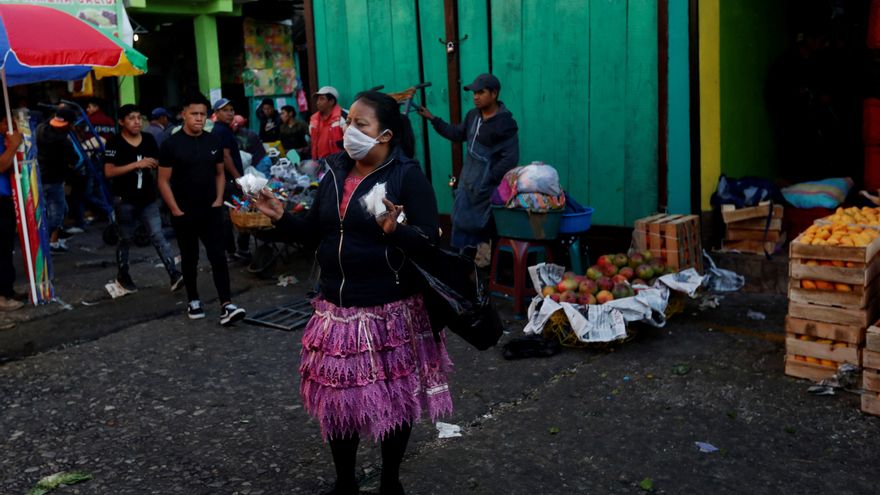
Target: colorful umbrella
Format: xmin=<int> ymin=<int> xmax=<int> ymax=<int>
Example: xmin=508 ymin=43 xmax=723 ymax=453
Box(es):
xmin=0 ymin=3 xmax=147 ymax=304
xmin=0 ymin=3 xmax=147 ymax=85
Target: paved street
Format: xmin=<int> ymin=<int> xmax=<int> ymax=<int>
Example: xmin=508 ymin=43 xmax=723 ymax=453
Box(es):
xmin=1 ymin=229 xmax=879 ymax=494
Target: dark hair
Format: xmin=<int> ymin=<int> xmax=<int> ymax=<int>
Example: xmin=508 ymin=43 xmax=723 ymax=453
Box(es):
xmin=353 ymin=91 xmax=415 ymax=158
xmin=280 ymin=105 xmax=296 ymax=115
xmin=260 ymin=98 xmax=274 ymax=107
xmin=117 ymin=104 xmax=140 ymax=120
xmin=86 ymin=98 xmax=103 ymax=108
xmin=180 ymin=91 xmax=210 ymax=110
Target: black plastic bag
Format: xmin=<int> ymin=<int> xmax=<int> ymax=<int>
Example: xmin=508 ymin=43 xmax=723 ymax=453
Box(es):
xmin=410 ymin=248 xmax=503 ymax=351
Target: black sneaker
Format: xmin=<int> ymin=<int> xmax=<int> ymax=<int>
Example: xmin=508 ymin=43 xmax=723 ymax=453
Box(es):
xmin=170 ymin=273 xmax=184 ymax=292
xmin=116 ymin=271 xmax=138 ymax=292
xmin=187 ymin=300 xmax=205 ymax=320
xmin=234 ymin=250 xmax=252 ymax=263
xmin=220 ymin=303 xmax=246 ymax=326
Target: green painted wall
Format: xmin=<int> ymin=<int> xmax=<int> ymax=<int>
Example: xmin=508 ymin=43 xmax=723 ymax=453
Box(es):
xmin=313 ymin=0 xmax=660 ymax=225
xmin=667 ymin=0 xmax=691 ymax=214
xmin=719 ymin=0 xmax=788 ymax=179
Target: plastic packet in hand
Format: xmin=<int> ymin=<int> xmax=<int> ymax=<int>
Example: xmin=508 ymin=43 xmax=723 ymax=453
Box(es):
xmin=236 ymin=174 xmax=269 ymax=196
xmin=359 ymin=182 xmax=406 ymax=223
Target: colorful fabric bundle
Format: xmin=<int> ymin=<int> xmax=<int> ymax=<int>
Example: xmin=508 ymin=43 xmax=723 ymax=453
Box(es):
xmin=782 ymin=177 xmax=853 ymax=209
xmin=492 ymin=162 xmax=566 ymax=212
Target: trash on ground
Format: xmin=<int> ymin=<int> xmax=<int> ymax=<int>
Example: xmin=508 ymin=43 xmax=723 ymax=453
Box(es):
xmin=435 ymin=422 xmax=462 ymax=439
xmin=105 ymin=281 xmax=134 ymax=299
xmin=698 ymin=295 xmax=722 ymax=310
xmin=53 ymin=298 xmax=73 ymax=311
xmin=808 ymin=363 xmax=860 ymax=396
xmin=276 ymin=275 xmax=298 ymax=287
xmin=747 ymin=310 xmax=766 ymax=320
xmin=702 ymin=250 xmax=746 ymax=292
xmin=695 ymin=441 xmax=719 ymax=453
xmin=671 ymin=363 xmax=691 ymax=376
xmin=81 ymin=300 xmax=99 ymax=306
xmin=27 ymin=471 xmax=93 ymax=495
xmin=639 ymin=478 xmax=654 ymax=491
xmin=548 ymin=426 xmax=560 ymax=435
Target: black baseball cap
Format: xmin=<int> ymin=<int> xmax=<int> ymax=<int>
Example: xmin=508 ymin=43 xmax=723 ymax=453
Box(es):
xmin=464 ymin=73 xmax=501 ymax=92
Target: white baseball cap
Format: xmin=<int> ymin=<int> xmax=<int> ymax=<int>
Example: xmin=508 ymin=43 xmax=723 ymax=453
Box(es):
xmin=313 ymin=86 xmax=340 ymax=100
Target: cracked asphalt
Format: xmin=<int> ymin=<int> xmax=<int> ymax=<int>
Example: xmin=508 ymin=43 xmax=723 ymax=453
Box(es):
xmin=1 ymin=227 xmax=879 ymax=494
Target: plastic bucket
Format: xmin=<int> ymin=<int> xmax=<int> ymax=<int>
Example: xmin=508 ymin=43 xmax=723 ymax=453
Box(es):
xmin=559 ymin=207 xmax=595 ymax=234
xmin=492 ymin=207 xmax=563 ymax=240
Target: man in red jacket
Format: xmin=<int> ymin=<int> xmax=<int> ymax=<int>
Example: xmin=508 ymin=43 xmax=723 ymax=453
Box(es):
xmin=308 ymin=86 xmax=346 ymax=159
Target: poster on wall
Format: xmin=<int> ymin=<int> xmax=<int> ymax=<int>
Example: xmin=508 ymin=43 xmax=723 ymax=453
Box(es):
xmin=0 ymin=0 xmax=124 ymax=39
xmin=243 ymin=18 xmax=294 ymax=70
xmin=243 ymin=68 xmax=297 ymax=97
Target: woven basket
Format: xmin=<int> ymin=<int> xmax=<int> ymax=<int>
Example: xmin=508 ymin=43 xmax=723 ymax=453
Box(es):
xmin=230 ymin=209 xmax=273 ymax=231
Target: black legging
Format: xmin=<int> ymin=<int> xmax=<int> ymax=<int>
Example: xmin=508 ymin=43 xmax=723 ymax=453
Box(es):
xmin=327 ymin=423 xmax=412 ymax=495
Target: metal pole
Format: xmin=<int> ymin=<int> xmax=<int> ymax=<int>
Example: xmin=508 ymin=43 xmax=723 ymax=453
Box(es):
xmin=1 ymin=68 xmax=39 ymax=305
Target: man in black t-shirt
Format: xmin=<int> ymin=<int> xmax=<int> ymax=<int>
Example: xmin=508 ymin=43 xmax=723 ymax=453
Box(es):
xmin=104 ymin=104 xmax=183 ymax=294
xmin=211 ymin=98 xmax=251 ymax=262
xmin=157 ymin=92 xmax=246 ymax=326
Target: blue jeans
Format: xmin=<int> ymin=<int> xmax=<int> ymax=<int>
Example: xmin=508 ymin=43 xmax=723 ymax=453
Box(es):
xmin=116 ymin=200 xmax=179 ymax=279
xmin=43 ymin=182 xmax=67 ymax=234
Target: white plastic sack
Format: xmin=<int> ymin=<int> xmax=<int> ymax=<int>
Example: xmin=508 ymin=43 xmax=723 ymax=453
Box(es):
xmin=516 ymin=161 xmax=563 ymax=196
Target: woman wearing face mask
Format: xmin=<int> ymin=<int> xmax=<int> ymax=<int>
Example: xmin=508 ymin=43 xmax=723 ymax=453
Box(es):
xmin=253 ymin=91 xmax=452 ymax=495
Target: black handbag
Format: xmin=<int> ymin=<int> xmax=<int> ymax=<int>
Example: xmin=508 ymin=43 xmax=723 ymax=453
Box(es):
xmin=410 ymin=248 xmax=504 ymax=351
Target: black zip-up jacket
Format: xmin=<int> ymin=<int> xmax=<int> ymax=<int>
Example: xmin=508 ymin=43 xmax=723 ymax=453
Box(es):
xmin=273 ymin=147 xmax=440 ymax=308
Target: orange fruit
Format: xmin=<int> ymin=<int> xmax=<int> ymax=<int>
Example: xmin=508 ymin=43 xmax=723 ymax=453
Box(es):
xmin=846 ymin=262 xmax=857 ymax=268
xmin=820 ymin=359 xmax=837 ymax=367
xmin=801 ymin=280 xmax=817 ymax=289
xmin=834 ymin=283 xmax=852 ymax=292
xmin=815 ymin=280 xmax=835 ymax=290
xmin=815 ymin=339 xmax=834 ymax=345
xmin=794 ymin=355 xmax=807 ymax=362
xmin=798 ymin=334 xmax=813 ymax=341
xmin=805 ymin=356 xmax=821 ymax=364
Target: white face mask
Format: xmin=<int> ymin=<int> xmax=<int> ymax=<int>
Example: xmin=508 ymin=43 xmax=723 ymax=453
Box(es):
xmin=343 ymin=125 xmax=388 ymax=160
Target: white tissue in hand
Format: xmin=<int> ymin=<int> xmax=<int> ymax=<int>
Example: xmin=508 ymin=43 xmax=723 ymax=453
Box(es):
xmin=361 ymin=182 xmax=388 ymax=217
xmin=236 ymin=175 xmax=268 ymax=195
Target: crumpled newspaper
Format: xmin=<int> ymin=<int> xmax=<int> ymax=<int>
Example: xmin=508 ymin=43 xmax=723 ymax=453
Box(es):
xmin=236 ymin=174 xmax=269 ymax=196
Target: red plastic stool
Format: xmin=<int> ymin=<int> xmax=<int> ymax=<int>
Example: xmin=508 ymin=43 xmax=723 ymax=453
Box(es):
xmin=489 ymin=237 xmax=555 ymax=315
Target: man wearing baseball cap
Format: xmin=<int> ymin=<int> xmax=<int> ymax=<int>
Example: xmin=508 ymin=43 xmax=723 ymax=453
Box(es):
xmin=309 ymin=85 xmax=347 ymax=159
xmin=36 ymin=107 xmax=79 ymax=252
xmin=418 ymin=73 xmax=519 ymax=257
xmin=146 ymin=107 xmax=172 ymax=148
xmin=211 ymin=98 xmax=251 ymax=262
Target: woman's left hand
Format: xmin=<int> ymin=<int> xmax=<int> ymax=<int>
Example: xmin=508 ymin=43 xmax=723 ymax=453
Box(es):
xmin=377 ymin=197 xmax=403 ymax=234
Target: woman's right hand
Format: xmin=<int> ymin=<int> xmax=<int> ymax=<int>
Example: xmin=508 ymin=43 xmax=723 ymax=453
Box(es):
xmin=253 ymin=188 xmax=284 ymax=221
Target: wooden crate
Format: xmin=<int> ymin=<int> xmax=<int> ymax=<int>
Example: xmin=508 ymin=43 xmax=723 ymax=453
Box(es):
xmin=784 ymin=355 xmax=838 ymax=382
xmin=722 ymin=238 xmax=785 ymax=255
xmin=725 ymin=228 xmax=782 ymax=242
xmin=721 ymin=202 xmax=784 ymax=224
xmin=787 ymin=278 xmax=880 ymax=310
xmin=789 ymin=233 xmax=880 ymax=264
xmin=864 ymin=368 xmax=880 ymax=393
xmin=862 ymin=391 xmax=880 ymax=416
xmin=725 ymin=217 xmax=783 ymax=231
xmin=867 ymin=325 xmax=880 ymax=352
xmin=785 ymin=334 xmax=861 ymax=366
xmin=632 ymin=214 xmax=702 ymax=272
xmin=864 ymin=349 xmax=880 ymax=370
xmin=788 ymin=301 xmax=879 ymax=327
xmin=785 ymin=316 xmax=865 ymax=345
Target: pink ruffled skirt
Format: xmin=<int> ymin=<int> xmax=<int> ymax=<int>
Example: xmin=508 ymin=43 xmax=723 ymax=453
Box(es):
xmin=299 ymin=294 xmax=454 ymax=440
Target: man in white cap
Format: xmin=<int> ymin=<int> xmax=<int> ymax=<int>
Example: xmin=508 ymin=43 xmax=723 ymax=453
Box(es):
xmin=308 ymin=85 xmax=347 ymax=159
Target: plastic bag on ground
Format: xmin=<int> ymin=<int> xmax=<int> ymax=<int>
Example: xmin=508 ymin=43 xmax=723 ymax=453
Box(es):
xmin=702 ymin=250 xmax=745 ymax=293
